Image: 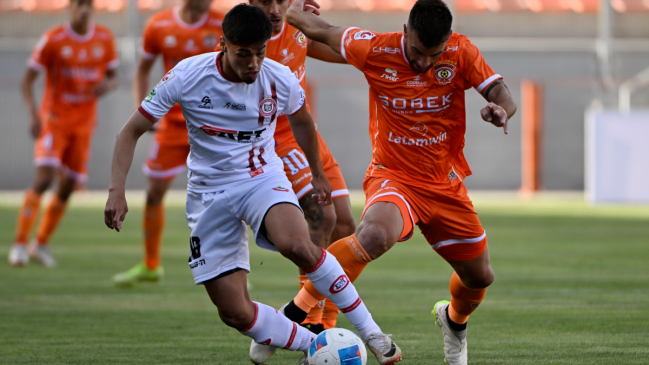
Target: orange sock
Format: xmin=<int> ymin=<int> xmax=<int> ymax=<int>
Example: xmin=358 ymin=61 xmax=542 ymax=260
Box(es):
xmin=15 ymin=190 xmax=43 ymax=244
xmin=322 ymin=299 xmax=340 ymax=329
xmin=35 ymin=195 xmax=67 ymax=245
xmin=143 ymin=203 xmax=165 ymax=270
xmin=298 ymin=274 xmax=324 ymax=325
xmin=448 ymin=271 xmax=486 ymax=324
xmin=294 ymin=234 xmax=372 ymax=313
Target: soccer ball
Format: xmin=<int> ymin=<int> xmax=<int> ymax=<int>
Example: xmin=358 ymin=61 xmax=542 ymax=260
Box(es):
xmin=308 ymin=328 xmax=367 ymax=365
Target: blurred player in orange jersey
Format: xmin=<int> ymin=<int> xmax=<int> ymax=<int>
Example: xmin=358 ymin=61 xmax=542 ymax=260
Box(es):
xmin=111 ymin=0 xmax=225 ymax=286
xmin=247 ymin=0 xmax=357 ymax=335
xmin=8 ymin=0 xmax=119 ymax=268
xmin=274 ymin=0 xmax=518 ymax=364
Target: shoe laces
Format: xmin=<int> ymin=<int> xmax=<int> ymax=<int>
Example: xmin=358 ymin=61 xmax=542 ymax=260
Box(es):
xmin=366 ymin=333 xmax=393 ymax=353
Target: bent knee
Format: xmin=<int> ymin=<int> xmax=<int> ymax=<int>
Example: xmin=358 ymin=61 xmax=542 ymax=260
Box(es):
xmin=463 ymin=270 xmax=494 ymax=289
xmin=356 ymin=224 xmax=396 ymax=260
xmin=219 ymin=309 xmax=253 ymax=331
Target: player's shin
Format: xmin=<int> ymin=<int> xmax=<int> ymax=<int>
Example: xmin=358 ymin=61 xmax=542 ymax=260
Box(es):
xmin=449 ymin=271 xmax=486 ymax=325
xmin=241 ymin=302 xmax=315 ymax=352
xmin=35 ymin=194 xmax=68 ymax=245
xmin=143 ymin=203 xmax=165 ymax=269
xmin=15 ymin=189 xmax=42 ymax=244
xmin=301 ymin=248 xmax=381 ymax=340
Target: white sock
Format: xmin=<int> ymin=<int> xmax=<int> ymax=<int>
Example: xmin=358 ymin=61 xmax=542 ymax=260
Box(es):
xmin=305 ymin=249 xmax=382 ymax=340
xmin=240 ymin=302 xmax=315 ymax=352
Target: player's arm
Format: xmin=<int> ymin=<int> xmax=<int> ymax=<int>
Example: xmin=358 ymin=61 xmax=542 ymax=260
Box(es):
xmin=479 ymin=80 xmax=517 ymax=135
xmin=307 ymin=39 xmax=346 ymax=64
xmin=286 ymin=0 xmax=346 ymax=55
xmin=287 ymin=106 xmax=332 ymax=206
xmin=21 ymin=67 xmax=41 ymax=139
xmin=133 ymin=57 xmax=156 ymax=108
xmin=104 ymin=111 xmax=153 ymax=232
xmin=94 ymin=68 xmax=119 ymax=97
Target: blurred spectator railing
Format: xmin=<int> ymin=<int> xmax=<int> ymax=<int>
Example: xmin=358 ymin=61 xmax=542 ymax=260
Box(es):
xmin=0 ymin=0 xmax=648 ymax=12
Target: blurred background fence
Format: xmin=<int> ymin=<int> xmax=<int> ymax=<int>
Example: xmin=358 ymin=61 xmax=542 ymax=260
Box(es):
xmin=1 ymin=0 xmax=648 ymax=192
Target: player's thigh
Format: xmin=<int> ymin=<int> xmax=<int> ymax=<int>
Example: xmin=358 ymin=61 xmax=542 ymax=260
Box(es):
xmin=331 ymin=195 xmax=356 ymax=241
xmin=419 ymin=183 xmax=488 ymax=263
xmin=186 ymin=190 xmax=251 ymax=285
xmin=143 ymin=138 xmax=189 ymax=181
xmin=34 ymin=125 xmax=66 ymax=170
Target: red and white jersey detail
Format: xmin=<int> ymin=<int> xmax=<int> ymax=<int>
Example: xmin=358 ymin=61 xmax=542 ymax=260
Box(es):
xmin=139 ymin=52 xmax=305 ymax=190
xmin=340 ymin=29 xmax=502 ymax=187
xmin=28 ymin=23 xmax=118 ymax=129
xmin=141 ymin=7 xmax=224 ymax=121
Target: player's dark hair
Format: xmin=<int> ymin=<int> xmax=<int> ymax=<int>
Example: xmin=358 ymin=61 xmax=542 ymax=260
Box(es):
xmin=222 ymin=4 xmax=272 ymax=46
xmin=408 ymin=0 xmax=453 ymax=48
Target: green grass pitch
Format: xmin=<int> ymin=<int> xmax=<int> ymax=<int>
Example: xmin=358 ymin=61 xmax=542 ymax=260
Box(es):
xmin=1 ymin=192 xmax=648 ymax=364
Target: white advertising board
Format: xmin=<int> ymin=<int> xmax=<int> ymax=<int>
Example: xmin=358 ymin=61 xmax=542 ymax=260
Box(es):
xmin=585 ymin=109 xmax=649 ymax=203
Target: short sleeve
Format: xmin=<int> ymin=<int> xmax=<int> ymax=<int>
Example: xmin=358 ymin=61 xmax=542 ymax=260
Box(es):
xmin=340 ymin=27 xmax=375 ymax=70
xmin=27 ymin=34 xmax=52 ymax=73
xmin=104 ymin=30 xmax=120 ymax=70
xmin=459 ymin=38 xmax=502 ymax=92
xmin=141 ymin=18 xmax=159 ymax=60
xmin=139 ymin=69 xmax=182 ymax=122
xmin=286 ymin=73 xmax=306 ymax=116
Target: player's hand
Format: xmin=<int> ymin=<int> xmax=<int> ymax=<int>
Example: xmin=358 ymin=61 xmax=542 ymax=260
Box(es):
xmin=290 ymin=0 xmax=321 ymax=16
xmin=104 ymin=189 xmax=128 ymax=232
xmin=310 ymin=173 xmax=332 ymax=206
xmin=481 ymin=102 xmax=508 ymax=135
xmin=29 ymin=112 xmax=41 ymax=139
xmin=93 ymin=79 xmax=111 ymax=97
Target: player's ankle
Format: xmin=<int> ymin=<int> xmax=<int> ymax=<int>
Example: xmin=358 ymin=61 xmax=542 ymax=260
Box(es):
xmin=445 ymin=306 xmax=467 ymax=331
xmin=284 ymin=300 xmax=308 ymax=323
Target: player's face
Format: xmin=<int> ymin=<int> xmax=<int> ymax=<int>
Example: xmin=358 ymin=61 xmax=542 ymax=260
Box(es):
xmin=184 ymin=0 xmax=213 ymax=13
xmin=403 ymin=26 xmax=450 ymax=74
xmin=221 ymin=37 xmax=267 ymax=84
xmin=70 ymin=0 xmax=93 ymax=25
xmin=249 ymin=0 xmax=291 ymax=33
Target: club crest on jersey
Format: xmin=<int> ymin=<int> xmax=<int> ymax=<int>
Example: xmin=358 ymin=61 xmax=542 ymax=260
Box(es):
xmin=354 ymin=31 xmax=375 ymax=40
xmin=156 ymin=70 xmax=175 ymax=88
xmin=203 ymin=34 xmax=217 ymax=49
xmin=292 ymin=29 xmax=307 ymax=48
xmin=433 ymin=61 xmax=456 ymax=85
xmin=259 ymin=97 xmax=277 ymax=117
xmin=272 ymin=186 xmax=289 ymax=192
xmin=164 ymin=35 xmax=176 ymax=48
xmin=93 ymin=46 xmax=104 ymax=59
xmin=60 ymin=46 xmax=73 ymax=58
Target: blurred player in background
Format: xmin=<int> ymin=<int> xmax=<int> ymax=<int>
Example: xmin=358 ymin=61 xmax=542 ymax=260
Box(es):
xmin=281 ymin=0 xmax=518 ymax=364
xmin=246 ymin=0 xmax=356 ymax=334
xmin=112 ymin=0 xmax=224 ymax=286
xmin=8 ymin=0 xmax=119 ymax=267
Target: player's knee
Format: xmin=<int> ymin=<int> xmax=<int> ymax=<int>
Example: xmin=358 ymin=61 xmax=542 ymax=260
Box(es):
xmin=356 ymin=224 xmax=394 ymax=260
xmin=463 ymin=268 xmax=494 ymax=289
xmin=319 ymin=206 xmax=337 ymax=237
xmin=146 ymin=182 xmax=168 ymax=205
xmin=219 ymin=307 xmax=252 ymax=331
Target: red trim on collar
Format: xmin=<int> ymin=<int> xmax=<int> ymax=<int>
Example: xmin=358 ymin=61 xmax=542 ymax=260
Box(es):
xmin=216 ymin=52 xmax=244 ymax=83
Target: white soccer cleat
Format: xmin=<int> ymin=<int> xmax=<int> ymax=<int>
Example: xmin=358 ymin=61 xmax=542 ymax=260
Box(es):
xmin=28 ymin=240 xmax=57 ymax=268
xmin=365 ymin=332 xmax=402 ymax=365
xmin=8 ymin=244 xmax=29 ymax=266
xmin=433 ymin=300 xmax=467 ymax=365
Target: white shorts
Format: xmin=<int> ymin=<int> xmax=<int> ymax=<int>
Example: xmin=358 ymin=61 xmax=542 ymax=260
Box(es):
xmin=185 ymin=171 xmax=301 ymax=284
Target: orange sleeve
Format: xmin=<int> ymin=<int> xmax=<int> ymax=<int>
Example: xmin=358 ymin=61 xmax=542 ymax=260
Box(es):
xmin=104 ymin=29 xmax=120 ymax=70
xmin=141 ymin=18 xmax=159 ymax=60
xmin=340 ymin=27 xmax=376 ymax=71
xmin=27 ymin=32 xmax=53 ymax=73
xmin=459 ymin=37 xmax=502 ymax=93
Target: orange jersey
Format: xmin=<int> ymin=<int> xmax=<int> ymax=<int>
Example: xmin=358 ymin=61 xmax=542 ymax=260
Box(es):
xmin=341 ymin=29 xmax=502 ymax=188
xmin=142 ymin=7 xmax=224 ymax=121
xmin=265 ymin=22 xmax=309 ymax=145
xmin=28 ymin=23 xmax=119 ymax=129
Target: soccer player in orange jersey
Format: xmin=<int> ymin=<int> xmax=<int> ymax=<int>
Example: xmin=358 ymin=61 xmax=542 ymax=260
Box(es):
xmin=112 ymin=0 xmax=225 ymax=286
xmin=8 ymin=0 xmax=119 ymax=268
xmin=274 ymin=0 xmax=518 ymax=364
xmin=247 ymin=0 xmax=357 ymax=335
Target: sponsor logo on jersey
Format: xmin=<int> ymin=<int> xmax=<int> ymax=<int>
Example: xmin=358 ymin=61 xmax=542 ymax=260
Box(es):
xmin=280 ymin=48 xmax=294 ymax=64
xmin=259 ymin=98 xmax=277 ymax=117
xmin=61 ymin=45 xmax=73 ymax=58
xmin=433 ymin=61 xmax=456 ymax=85
xmin=329 ymin=275 xmax=350 ymax=294
xmin=164 ymin=35 xmax=176 ymax=48
xmin=388 ymin=130 xmax=448 ymax=147
xmin=156 ymin=69 xmax=175 ymax=87
xmin=354 ymin=31 xmax=375 ymax=40
xmin=198 ymin=96 xmax=213 ymax=109
xmin=293 ymin=29 xmax=307 ymax=48
xmin=381 ymin=68 xmax=399 ymax=82
xmin=272 ymin=186 xmax=290 ymax=192
xmin=410 ymin=122 xmax=428 ymax=136
xmin=223 ymin=102 xmax=246 ymax=111
xmin=77 ymin=48 xmax=88 ymax=61
xmin=378 ymin=93 xmax=452 ymax=114
xmin=373 ymin=46 xmax=401 ymax=54
xmin=62 ymin=66 xmax=101 ymax=81
xmin=203 ymin=34 xmax=217 ymax=49
xmin=444 ymin=46 xmax=459 ymax=53
xmin=407 ymin=74 xmax=428 ymax=87
xmin=144 ymin=89 xmax=156 ymax=102
xmin=93 ymin=46 xmax=104 ymax=59
xmin=199 ymin=126 xmax=267 ymax=143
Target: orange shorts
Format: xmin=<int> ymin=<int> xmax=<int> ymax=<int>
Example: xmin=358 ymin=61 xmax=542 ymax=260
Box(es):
xmin=275 ymin=132 xmax=349 ymax=200
xmin=143 ymin=116 xmax=190 ymax=181
xmin=362 ymin=176 xmax=487 ymax=262
xmin=34 ymin=124 xmax=93 ymax=182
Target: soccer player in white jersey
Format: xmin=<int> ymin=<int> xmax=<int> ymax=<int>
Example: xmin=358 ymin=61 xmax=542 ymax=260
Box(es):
xmin=103 ymin=4 xmax=401 ymax=364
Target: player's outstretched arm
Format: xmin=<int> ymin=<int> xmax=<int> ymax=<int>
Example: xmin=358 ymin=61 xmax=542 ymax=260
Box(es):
xmin=286 ymin=0 xmax=346 ymax=55
xmin=21 ymin=68 xmax=41 ymax=139
xmin=480 ymin=81 xmax=517 ymax=134
xmin=307 ymin=39 xmax=347 ymax=64
xmin=104 ymin=111 xmax=153 ymax=232
xmin=287 ymin=106 xmax=332 ymax=206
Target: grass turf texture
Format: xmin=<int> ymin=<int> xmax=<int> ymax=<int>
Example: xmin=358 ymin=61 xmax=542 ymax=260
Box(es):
xmin=1 ymin=192 xmax=648 ymax=364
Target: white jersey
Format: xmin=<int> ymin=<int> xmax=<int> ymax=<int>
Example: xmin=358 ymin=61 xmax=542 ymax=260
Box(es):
xmin=139 ymin=52 xmax=305 ymax=191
